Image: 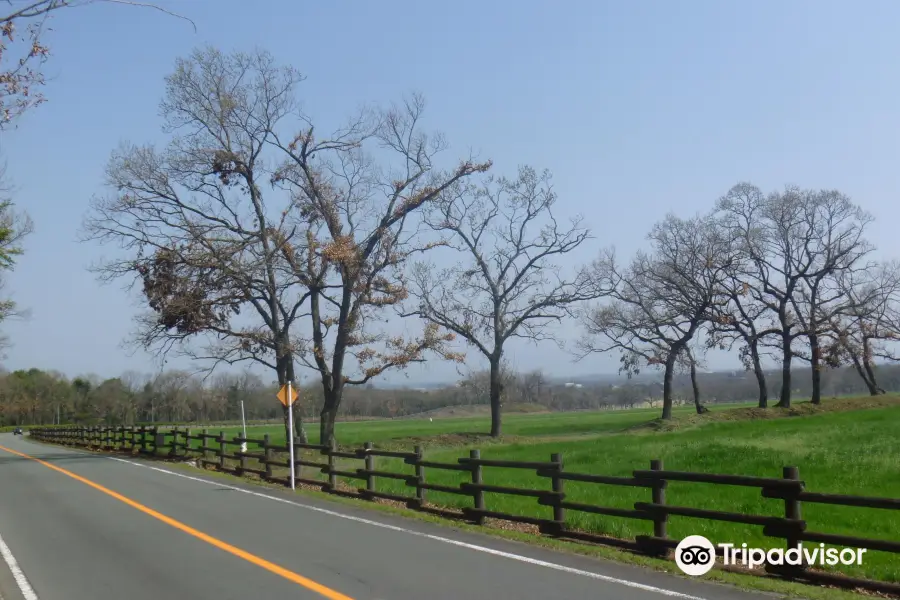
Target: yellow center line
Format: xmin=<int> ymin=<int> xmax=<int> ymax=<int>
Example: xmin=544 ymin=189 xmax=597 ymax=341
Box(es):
xmin=0 ymin=444 xmax=355 ymax=600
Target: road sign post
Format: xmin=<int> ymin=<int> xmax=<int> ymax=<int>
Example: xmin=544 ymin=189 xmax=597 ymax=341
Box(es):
xmin=287 ymin=381 xmax=295 ymax=490
xmin=276 ymin=382 xmax=299 ymax=490
xmin=240 ymin=400 xmax=248 ymax=454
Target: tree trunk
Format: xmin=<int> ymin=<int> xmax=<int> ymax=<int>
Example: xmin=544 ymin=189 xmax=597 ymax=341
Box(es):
xmin=319 ymin=381 xmax=342 ymax=447
xmin=809 ymin=333 xmax=822 ymax=405
xmin=689 ymin=354 xmax=706 ymax=414
xmin=862 ymin=360 xmax=885 ymax=395
xmin=750 ymin=341 xmax=768 ymax=408
xmin=850 ymin=357 xmax=878 ymax=395
xmin=661 ymin=352 xmax=677 ymax=420
xmin=777 ymin=334 xmax=792 ymax=408
xmin=861 ymin=339 xmax=885 ymax=395
xmin=319 ymin=398 xmax=338 ymax=448
xmin=489 ymin=358 xmax=503 ymax=437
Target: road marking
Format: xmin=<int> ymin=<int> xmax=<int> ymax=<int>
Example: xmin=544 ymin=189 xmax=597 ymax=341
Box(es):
xmin=0 ymin=446 xmax=354 ymax=600
xmin=107 ymin=457 xmax=709 ymax=599
xmin=0 ymin=532 xmax=39 ymax=600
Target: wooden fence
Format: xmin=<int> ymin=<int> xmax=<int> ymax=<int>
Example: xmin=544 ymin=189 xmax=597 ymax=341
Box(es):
xmin=26 ymin=425 xmax=900 ymax=597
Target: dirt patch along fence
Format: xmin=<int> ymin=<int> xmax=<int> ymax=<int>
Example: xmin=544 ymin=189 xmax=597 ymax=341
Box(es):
xmin=27 ymin=425 xmax=900 ymax=597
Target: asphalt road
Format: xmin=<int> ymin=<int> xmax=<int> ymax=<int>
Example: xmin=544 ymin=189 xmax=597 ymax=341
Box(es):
xmin=0 ymin=433 xmax=777 ymax=600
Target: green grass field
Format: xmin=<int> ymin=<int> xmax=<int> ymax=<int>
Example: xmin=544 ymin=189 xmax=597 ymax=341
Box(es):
xmin=195 ymin=403 xmax=755 ymax=447
xmin=177 ymin=397 xmax=900 ymax=583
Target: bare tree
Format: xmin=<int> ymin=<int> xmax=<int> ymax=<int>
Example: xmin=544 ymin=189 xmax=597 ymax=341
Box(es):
xmin=578 ymin=214 xmax=737 ymax=420
xmin=718 ymin=183 xmax=874 ymax=407
xmin=788 ymin=193 xmax=875 ymax=405
xmin=825 ymin=261 xmax=900 ymax=394
xmin=270 ymin=93 xmax=490 ymax=445
xmin=706 ymin=247 xmax=780 ymax=408
xmin=406 ymin=166 xmax=597 ymax=437
xmin=82 ymin=47 xmax=310 ymax=443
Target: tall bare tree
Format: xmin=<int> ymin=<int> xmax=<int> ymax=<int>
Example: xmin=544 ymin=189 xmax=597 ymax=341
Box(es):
xmin=270 ymin=93 xmax=491 ymax=445
xmin=578 ymin=214 xmax=738 ymax=420
xmin=82 ymin=47 xmax=311 ymax=443
xmin=718 ymin=183 xmax=874 ymax=407
xmin=406 ymin=166 xmax=597 ymax=437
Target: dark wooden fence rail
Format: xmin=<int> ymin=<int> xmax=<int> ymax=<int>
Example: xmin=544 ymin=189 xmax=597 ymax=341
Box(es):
xmin=26 ymin=425 xmax=900 ymax=597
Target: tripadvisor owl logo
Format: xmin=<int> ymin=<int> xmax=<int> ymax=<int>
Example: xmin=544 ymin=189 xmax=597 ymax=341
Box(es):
xmin=674 ymin=534 xmax=868 ymax=576
xmin=675 ymin=535 xmax=716 ymax=576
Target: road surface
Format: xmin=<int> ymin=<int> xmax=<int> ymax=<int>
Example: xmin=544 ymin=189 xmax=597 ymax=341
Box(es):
xmin=0 ymin=433 xmax=775 ymax=600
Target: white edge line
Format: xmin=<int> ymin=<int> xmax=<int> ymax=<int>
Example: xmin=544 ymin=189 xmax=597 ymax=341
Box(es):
xmin=0 ymin=532 xmax=39 ymax=600
xmin=107 ymin=456 xmax=708 ymax=600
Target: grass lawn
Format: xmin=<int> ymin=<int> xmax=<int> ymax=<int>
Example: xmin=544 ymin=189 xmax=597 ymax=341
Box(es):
xmin=187 ymin=402 xmax=755 ymax=448
xmin=170 ymin=396 xmax=900 ymax=584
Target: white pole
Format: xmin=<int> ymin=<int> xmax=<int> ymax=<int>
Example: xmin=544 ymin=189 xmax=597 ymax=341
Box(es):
xmin=240 ymin=401 xmax=248 ymax=453
xmin=287 ymin=380 xmax=295 ymax=490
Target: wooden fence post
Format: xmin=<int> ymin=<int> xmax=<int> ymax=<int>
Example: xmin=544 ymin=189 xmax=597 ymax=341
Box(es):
xmin=201 ymin=429 xmax=209 ymax=464
xmin=327 ymin=440 xmax=337 ymax=491
xmin=470 ymin=449 xmax=485 ymax=525
xmin=364 ymin=442 xmax=375 ymax=499
xmin=139 ymin=426 xmax=147 ymax=454
xmin=184 ymin=428 xmax=191 ymax=460
xmin=218 ymin=431 xmax=226 ymax=469
xmin=414 ymin=445 xmax=426 ymax=508
xmin=783 ymin=466 xmax=803 ymax=559
xmin=550 ymin=452 xmax=565 ymax=535
xmin=263 ymin=434 xmax=273 ymax=481
xmin=650 ymin=458 xmax=668 ymax=555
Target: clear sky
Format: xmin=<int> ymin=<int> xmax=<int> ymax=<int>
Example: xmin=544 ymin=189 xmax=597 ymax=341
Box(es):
xmin=3 ymin=0 xmax=900 ymax=385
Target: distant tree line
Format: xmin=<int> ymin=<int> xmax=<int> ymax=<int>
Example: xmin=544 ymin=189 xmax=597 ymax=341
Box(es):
xmin=3 ymin=363 xmax=900 ymax=428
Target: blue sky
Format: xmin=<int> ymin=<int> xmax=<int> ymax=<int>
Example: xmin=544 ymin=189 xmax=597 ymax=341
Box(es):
xmin=3 ymin=0 xmax=900 ymax=385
